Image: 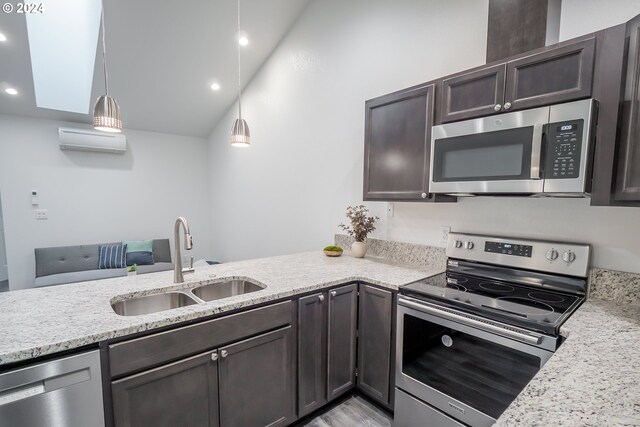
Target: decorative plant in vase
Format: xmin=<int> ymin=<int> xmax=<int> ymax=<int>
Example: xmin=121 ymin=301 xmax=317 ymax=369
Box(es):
xmin=127 ymin=264 xmax=138 ymax=277
xmin=339 ymin=205 xmax=379 ymax=258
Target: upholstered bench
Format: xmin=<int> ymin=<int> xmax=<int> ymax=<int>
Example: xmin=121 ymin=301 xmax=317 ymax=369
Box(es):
xmin=34 ymin=239 xmax=173 ymax=288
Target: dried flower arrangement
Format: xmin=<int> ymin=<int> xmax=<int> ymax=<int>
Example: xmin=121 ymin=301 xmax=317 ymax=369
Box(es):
xmin=339 ymin=205 xmax=379 ymax=242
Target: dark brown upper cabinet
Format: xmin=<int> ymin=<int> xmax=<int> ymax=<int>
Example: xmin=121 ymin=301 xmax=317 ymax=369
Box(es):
xmin=506 ymin=38 xmax=596 ymax=111
xmin=364 ymin=84 xmax=453 ymax=202
xmin=439 ymin=64 xmax=506 ymax=123
xmin=437 ymin=38 xmax=595 ymax=125
xmin=615 ymin=16 xmax=640 ymax=202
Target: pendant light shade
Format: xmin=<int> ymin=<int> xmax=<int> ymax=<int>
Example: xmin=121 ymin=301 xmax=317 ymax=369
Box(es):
xmin=231 ymin=0 xmax=250 ymax=147
xmin=93 ymin=95 xmax=122 ymax=132
xmin=93 ymin=1 xmax=122 ymax=133
xmin=231 ymin=118 xmax=250 ymax=147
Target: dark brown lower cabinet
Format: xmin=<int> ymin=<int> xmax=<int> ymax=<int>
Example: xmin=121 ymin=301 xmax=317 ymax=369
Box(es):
xmin=112 ymin=351 xmax=219 ymax=427
xmin=298 ymin=284 xmax=358 ymax=418
xmin=357 ymin=284 xmax=393 ymax=408
xmin=327 ymin=284 xmax=358 ymax=400
xmin=219 ymin=327 xmax=294 ymax=427
xmin=297 ymin=293 xmax=327 ymax=417
xmin=110 ymin=303 xmax=295 ymax=427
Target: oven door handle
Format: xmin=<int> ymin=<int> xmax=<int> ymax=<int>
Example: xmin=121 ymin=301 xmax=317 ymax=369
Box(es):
xmin=398 ymin=296 xmax=543 ymax=346
xmin=530 ymin=123 xmax=545 ymax=180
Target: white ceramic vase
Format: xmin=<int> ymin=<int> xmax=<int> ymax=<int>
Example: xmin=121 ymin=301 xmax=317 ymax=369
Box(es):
xmin=351 ymin=241 xmax=367 ymax=258
xmin=127 ymin=270 xmax=137 ymax=277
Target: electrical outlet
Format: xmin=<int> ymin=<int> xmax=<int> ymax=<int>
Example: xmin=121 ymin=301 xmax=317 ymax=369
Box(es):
xmin=440 ymin=226 xmax=450 ymax=243
xmin=387 ymin=203 xmax=394 ymax=217
xmin=35 ymin=209 xmax=48 ymax=220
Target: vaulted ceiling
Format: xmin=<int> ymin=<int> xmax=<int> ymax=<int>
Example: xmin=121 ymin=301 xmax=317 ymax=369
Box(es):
xmin=0 ymin=0 xmax=310 ymax=137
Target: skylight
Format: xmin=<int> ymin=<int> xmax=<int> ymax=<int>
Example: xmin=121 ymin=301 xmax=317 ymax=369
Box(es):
xmin=25 ymin=0 xmax=102 ymax=114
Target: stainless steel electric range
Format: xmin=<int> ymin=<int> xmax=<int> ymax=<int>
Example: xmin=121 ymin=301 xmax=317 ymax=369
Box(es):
xmin=395 ymin=232 xmax=590 ymax=427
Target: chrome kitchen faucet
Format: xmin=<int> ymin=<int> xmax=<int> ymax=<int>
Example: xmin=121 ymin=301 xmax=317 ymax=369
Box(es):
xmin=174 ymin=216 xmax=194 ymax=283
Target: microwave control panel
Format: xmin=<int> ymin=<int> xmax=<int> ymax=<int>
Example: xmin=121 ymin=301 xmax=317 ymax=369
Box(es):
xmin=545 ymin=120 xmax=583 ymax=179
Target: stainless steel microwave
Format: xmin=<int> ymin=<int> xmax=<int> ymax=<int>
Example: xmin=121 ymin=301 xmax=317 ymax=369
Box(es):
xmin=429 ymin=99 xmax=597 ymax=196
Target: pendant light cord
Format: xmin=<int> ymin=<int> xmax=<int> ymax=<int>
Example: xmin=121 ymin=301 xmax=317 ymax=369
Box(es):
xmin=237 ymin=0 xmax=242 ymax=119
xmin=101 ymin=0 xmax=109 ymax=95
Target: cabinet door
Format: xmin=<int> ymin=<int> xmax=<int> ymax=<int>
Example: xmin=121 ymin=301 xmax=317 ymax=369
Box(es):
xmin=298 ymin=293 xmax=327 ymax=417
xmin=505 ymin=38 xmax=595 ymax=111
xmin=112 ymin=351 xmax=219 ymax=427
xmin=439 ymin=64 xmax=506 ymax=123
xmin=218 ymin=327 xmax=294 ymax=427
xmin=363 ymin=84 xmax=434 ymax=201
xmin=357 ymin=284 xmax=393 ymax=407
xmin=616 ymin=20 xmax=640 ymax=201
xmin=326 ymin=283 xmax=358 ymax=400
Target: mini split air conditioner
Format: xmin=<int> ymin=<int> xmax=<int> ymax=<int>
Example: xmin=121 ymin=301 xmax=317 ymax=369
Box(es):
xmin=58 ymin=127 xmax=127 ymax=154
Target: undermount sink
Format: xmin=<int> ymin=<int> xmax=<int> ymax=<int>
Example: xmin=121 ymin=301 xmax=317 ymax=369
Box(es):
xmin=111 ymin=279 xmax=265 ymax=316
xmin=191 ymin=280 xmax=264 ymax=302
xmin=112 ymin=291 xmax=198 ymax=316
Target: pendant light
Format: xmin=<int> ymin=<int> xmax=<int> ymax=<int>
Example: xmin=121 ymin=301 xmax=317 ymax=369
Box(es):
xmin=93 ymin=0 xmax=122 ymax=133
xmin=231 ymin=0 xmax=250 ymax=147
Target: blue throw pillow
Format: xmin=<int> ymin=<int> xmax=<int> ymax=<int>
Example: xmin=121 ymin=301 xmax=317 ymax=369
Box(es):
xmin=126 ymin=251 xmax=154 ymax=266
xmin=98 ymin=244 xmax=127 ymax=269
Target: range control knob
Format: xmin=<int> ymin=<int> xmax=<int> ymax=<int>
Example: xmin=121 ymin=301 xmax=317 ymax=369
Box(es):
xmin=454 ymin=240 xmax=463 ymax=249
xmin=464 ymin=241 xmax=474 ymax=250
xmin=562 ymin=251 xmax=576 ymax=263
xmin=545 ymin=249 xmax=559 ymax=261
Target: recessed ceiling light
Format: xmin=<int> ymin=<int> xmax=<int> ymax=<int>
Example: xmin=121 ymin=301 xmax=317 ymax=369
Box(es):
xmin=238 ymin=36 xmax=249 ymax=46
xmin=210 ymin=83 xmax=221 ymax=91
xmin=5 ymin=88 xmax=18 ymax=95
xmin=0 ymin=32 xmax=7 ymax=42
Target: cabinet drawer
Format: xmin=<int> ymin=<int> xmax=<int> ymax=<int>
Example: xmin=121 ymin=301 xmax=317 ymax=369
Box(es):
xmin=109 ymin=300 xmax=292 ymax=378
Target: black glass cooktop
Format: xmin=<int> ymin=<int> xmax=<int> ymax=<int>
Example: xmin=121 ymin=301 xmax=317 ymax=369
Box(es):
xmin=401 ymin=270 xmax=584 ymax=335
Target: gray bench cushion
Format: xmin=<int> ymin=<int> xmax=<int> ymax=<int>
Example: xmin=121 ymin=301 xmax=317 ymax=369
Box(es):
xmin=34 ymin=262 xmax=173 ymax=288
xmin=35 ymin=239 xmax=172 ymax=278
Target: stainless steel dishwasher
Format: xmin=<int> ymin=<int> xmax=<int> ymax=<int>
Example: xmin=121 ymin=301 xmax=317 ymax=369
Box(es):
xmin=0 ymin=350 xmax=104 ymax=427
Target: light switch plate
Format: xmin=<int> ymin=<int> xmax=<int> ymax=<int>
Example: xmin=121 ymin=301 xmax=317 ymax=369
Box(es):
xmin=387 ymin=203 xmax=394 ymax=217
xmin=35 ymin=209 xmax=48 ymax=220
xmin=441 ymin=226 xmax=450 ymax=243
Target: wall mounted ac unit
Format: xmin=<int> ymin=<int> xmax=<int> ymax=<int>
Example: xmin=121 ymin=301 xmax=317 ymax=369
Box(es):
xmin=58 ymin=127 xmax=127 ymax=154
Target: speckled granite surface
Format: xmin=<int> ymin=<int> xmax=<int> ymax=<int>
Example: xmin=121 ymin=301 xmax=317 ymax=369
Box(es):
xmin=0 ymin=251 xmax=440 ymax=366
xmin=589 ymin=268 xmax=640 ymax=305
xmin=495 ymin=299 xmax=640 ymax=427
xmin=335 ymin=234 xmax=447 ymax=269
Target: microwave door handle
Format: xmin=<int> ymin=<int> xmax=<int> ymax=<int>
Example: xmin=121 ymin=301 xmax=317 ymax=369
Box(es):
xmin=530 ymin=124 xmax=544 ymax=179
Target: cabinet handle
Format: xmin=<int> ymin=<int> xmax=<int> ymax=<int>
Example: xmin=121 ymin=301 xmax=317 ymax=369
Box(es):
xmin=318 ymin=294 xmax=325 ymax=302
xmin=494 ymin=104 xmax=502 ymax=111
xmin=211 ymin=352 xmax=218 ymax=361
xmin=220 ymin=350 xmax=228 ymax=358
xmin=421 ymin=192 xmax=427 ymax=199
xmin=503 ymin=102 xmax=512 ymax=110
xmin=330 ymin=291 xmax=337 ymax=298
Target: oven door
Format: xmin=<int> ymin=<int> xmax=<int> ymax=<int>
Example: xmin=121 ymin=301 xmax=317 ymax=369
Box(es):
xmin=396 ymin=296 xmax=553 ymax=427
xmin=429 ymin=105 xmax=549 ymax=194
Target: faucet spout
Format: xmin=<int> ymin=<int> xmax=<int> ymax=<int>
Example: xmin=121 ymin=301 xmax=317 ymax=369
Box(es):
xmin=174 ymin=217 xmax=194 ymax=283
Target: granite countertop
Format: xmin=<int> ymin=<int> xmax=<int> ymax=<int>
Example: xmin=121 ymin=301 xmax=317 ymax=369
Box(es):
xmin=495 ymin=299 xmax=640 ymax=427
xmin=0 ymin=251 xmax=440 ymax=366
xmin=2 ymin=249 xmax=638 ymax=426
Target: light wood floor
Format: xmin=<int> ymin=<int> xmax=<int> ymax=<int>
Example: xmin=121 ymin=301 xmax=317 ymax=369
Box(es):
xmin=301 ymin=396 xmax=392 ymax=427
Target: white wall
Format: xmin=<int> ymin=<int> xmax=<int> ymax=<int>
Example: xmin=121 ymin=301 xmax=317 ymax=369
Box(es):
xmin=559 ymin=0 xmax=640 ymax=41
xmin=0 ymin=114 xmax=212 ymax=289
xmin=208 ymin=0 xmax=489 ymax=262
xmin=207 ymin=0 xmax=640 ymax=274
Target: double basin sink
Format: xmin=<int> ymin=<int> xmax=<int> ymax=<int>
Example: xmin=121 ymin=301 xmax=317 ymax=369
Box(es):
xmin=112 ymin=279 xmax=264 ymax=316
